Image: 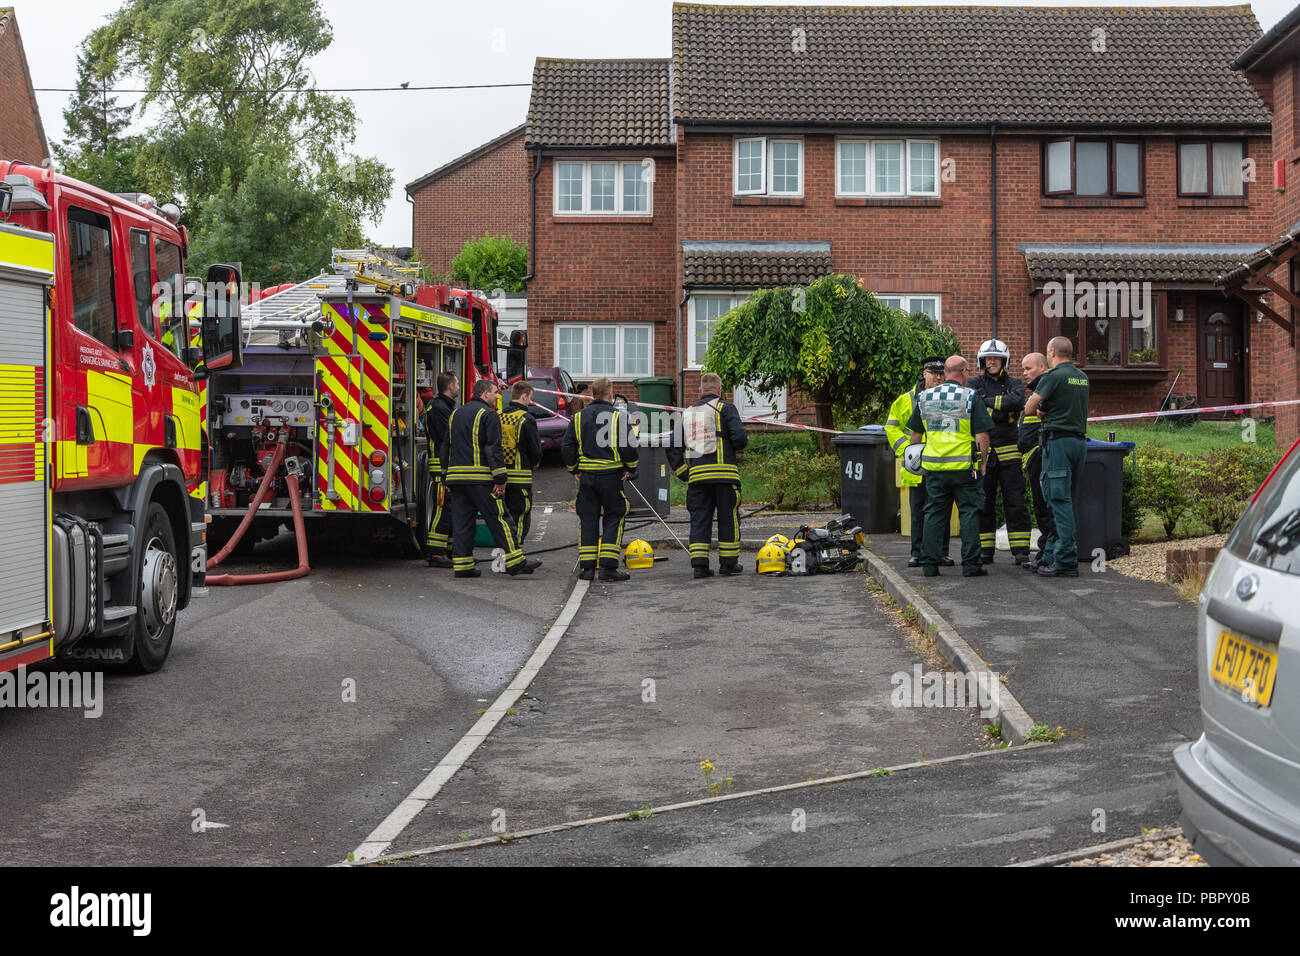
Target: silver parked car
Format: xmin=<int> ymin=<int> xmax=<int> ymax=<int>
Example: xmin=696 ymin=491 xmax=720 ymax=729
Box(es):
xmin=1175 ymin=439 xmax=1300 ymax=866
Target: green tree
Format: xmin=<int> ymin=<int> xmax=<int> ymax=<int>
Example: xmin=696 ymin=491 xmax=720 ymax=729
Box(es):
xmin=189 ymin=155 xmax=364 ymax=287
xmin=52 ymin=44 xmax=143 ymax=194
xmin=449 ymin=233 xmax=528 ymax=293
xmin=86 ymin=0 xmax=391 ymax=247
xmin=704 ymin=274 xmax=959 ymax=452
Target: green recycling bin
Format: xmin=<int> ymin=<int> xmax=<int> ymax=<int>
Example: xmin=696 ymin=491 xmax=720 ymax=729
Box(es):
xmin=632 ymin=376 xmax=676 ymax=434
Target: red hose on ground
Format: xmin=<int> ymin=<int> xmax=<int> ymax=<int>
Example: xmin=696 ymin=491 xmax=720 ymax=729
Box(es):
xmin=206 ymin=472 xmax=310 ymax=586
xmin=207 ymin=439 xmax=287 ymax=569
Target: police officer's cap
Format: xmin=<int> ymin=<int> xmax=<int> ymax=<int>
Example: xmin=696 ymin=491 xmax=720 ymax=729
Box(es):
xmin=921 ymin=355 xmax=946 ymax=373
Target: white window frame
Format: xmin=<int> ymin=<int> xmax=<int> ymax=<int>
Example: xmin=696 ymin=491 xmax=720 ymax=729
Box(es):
xmin=688 ymin=292 xmax=752 ymax=368
xmin=553 ymin=323 xmax=654 ymax=379
xmin=835 ymin=137 xmax=942 ymax=198
xmin=733 ymin=136 xmax=803 ymax=197
xmin=877 ymin=293 xmax=943 ymax=324
xmin=553 ymin=160 xmax=654 ymax=216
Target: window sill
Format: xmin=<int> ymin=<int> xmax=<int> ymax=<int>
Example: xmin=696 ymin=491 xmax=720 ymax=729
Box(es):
xmin=550 ymin=215 xmax=655 ymax=224
xmin=1040 ymin=197 xmax=1146 ymax=208
xmin=1079 ymin=365 xmax=1169 ymax=380
xmin=835 ymin=197 xmax=941 ymax=207
xmin=732 ymin=196 xmax=804 ymax=206
xmin=1176 ymin=196 xmax=1247 ymax=208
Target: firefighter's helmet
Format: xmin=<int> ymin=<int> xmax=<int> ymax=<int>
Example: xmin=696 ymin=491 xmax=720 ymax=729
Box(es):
xmin=757 ymin=542 xmax=788 ymax=574
xmin=977 ymin=338 xmax=1010 ymax=371
xmin=903 ymin=443 xmax=925 ymax=476
xmin=624 ymin=539 xmax=655 ymax=569
xmin=765 ymin=533 xmax=793 ymax=551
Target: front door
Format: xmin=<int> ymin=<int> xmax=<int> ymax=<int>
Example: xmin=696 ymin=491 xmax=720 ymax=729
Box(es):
xmin=1197 ymin=296 xmax=1245 ymax=411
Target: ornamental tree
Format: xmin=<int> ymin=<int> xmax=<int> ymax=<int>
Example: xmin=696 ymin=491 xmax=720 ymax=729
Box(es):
xmin=703 ymin=274 xmax=960 ymax=453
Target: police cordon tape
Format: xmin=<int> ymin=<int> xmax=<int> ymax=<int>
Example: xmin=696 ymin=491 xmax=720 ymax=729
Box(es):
xmin=527 ymin=386 xmax=1300 ymax=433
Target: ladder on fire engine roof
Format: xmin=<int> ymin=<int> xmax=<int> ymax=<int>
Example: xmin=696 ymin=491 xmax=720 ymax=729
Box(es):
xmin=240 ymin=272 xmax=350 ymax=343
xmin=331 ymin=247 xmax=423 ymax=296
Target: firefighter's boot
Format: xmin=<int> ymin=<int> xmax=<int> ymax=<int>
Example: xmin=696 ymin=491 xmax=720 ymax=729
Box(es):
xmin=599 ymin=568 xmax=630 ymax=582
xmin=508 ymin=558 xmax=541 ymax=576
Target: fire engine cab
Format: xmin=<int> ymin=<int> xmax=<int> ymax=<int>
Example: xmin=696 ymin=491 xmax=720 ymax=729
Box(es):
xmin=0 ymin=162 xmax=241 ymax=674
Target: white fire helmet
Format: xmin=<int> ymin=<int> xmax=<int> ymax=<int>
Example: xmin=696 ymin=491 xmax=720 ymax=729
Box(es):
xmin=903 ymin=443 xmax=924 ymax=476
xmin=977 ymin=338 xmax=1010 ymax=371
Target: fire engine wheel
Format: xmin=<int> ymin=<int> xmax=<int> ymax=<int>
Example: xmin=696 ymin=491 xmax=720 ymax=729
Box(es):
xmin=127 ymin=502 xmax=179 ymax=674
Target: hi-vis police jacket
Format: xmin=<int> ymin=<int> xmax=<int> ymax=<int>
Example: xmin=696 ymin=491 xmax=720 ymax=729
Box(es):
xmin=906 ymin=381 xmax=994 ymax=473
xmin=885 ymin=388 xmax=922 ymax=489
xmin=666 ymin=394 xmax=749 ymax=484
xmin=561 ymin=399 xmax=639 ymax=479
xmin=439 ymin=397 xmax=508 ymax=485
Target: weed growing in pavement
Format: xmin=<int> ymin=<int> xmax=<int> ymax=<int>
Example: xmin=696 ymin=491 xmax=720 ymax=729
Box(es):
xmin=699 ymin=759 xmax=734 ymax=797
xmin=1027 ymin=723 xmax=1066 ymax=743
xmin=474 ymin=709 xmax=487 ymax=716
xmin=985 ymin=721 xmax=1002 ymax=740
xmin=1177 ymin=567 xmax=1209 ymax=603
xmin=867 ymin=767 xmax=892 ymax=778
xmin=626 ymin=804 xmax=656 ymax=820
xmin=458 ymin=833 xmax=471 ymax=842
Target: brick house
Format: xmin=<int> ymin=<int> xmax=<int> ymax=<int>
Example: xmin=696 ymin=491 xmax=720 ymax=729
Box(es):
xmin=405 ymin=123 xmax=529 ymax=278
xmin=425 ymin=4 xmax=1283 ymax=423
xmin=1215 ymin=5 xmax=1300 ymax=447
xmin=0 ymin=8 xmax=49 ymax=165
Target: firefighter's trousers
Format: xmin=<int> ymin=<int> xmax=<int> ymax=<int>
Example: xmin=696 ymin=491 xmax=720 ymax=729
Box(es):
xmin=1022 ymin=447 xmax=1056 ymax=559
xmin=980 ymin=447 xmax=1031 ymax=556
xmin=504 ymin=484 xmax=532 ymax=546
xmin=909 ymin=472 xmax=949 ymax=560
xmin=425 ymin=475 xmax=453 ymax=555
xmin=577 ymin=473 xmax=627 ymax=570
xmin=448 ymin=483 xmax=525 ymax=572
xmin=922 ymin=469 xmax=984 ymax=574
xmin=687 ymin=481 xmax=740 ymax=568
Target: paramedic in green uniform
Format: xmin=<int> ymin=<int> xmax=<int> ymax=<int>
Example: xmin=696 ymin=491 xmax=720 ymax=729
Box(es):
xmin=1022 ymin=336 xmax=1091 ymax=578
xmin=907 ymin=355 xmax=993 ymax=577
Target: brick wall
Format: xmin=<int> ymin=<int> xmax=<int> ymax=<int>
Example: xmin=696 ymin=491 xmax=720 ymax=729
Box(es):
xmin=671 ymin=130 xmax=1274 ymax=419
xmin=0 ymin=13 xmax=48 ymax=165
xmin=527 ymin=150 xmax=678 ymax=404
xmin=409 ymin=129 xmax=530 ymax=277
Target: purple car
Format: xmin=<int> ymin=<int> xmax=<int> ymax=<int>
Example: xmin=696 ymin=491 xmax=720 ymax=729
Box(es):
xmin=525 ymin=367 xmax=587 ymax=453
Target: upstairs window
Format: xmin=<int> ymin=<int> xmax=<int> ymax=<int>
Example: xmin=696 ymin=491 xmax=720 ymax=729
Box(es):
xmin=1178 ymin=141 xmax=1245 ymax=197
xmin=1043 ymin=138 xmax=1143 ymax=197
xmin=878 ymin=294 xmax=941 ymax=323
xmin=836 ymin=139 xmax=939 ymax=197
xmin=554 ymin=161 xmax=653 ymax=215
xmin=733 ymin=137 xmax=802 ymax=196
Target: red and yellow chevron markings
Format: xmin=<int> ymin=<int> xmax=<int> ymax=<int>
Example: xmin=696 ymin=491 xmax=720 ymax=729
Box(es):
xmin=0 ymin=363 xmax=44 ymax=485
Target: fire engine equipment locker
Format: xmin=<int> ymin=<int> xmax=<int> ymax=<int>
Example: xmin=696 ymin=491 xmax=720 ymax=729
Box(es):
xmin=0 ymin=222 xmax=54 ymax=669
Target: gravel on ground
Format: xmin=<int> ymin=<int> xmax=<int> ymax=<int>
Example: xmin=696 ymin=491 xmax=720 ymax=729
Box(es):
xmin=1060 ymin=833 xmax=1207 ymax=867
xmin=1108 ymin=534 xmax=1228 ymax=585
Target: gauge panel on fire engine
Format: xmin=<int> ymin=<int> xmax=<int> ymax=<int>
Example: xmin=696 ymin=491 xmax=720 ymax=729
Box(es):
xmin=221 ymin=394 xmax=315 ymax=428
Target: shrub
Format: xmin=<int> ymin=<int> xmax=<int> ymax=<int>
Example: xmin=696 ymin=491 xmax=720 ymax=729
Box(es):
xmin=1189 ymin=448 xmax=1253 ymax=533
xmin=1120 ymin=456 xmax=1143 ymax=540
xmin=757 ymin=448 xmax=841 ymax=509
xmin=1134 ymin=448 xmax=1207 ymax=538
xmin=449 ymin=233 xmax=527 ymax=293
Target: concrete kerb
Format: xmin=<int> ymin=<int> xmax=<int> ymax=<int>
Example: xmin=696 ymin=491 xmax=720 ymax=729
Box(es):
xmin=862 ymin=549 xmax=1037 ymax=746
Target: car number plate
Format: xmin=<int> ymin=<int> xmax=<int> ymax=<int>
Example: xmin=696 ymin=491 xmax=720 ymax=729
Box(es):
xmin=1211 ymin=629 xmax=1278 ymax=707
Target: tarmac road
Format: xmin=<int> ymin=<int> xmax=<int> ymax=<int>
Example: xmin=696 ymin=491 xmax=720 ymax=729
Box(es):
xmin=0 ymin=508 xmax=581 ymax=866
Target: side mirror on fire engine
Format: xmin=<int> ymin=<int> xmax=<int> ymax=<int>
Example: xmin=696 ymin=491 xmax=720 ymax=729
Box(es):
xmin=202 ymin=263 xmax=244 ymax=373
xmin=506 ymin=329 xmax=528 ymax=382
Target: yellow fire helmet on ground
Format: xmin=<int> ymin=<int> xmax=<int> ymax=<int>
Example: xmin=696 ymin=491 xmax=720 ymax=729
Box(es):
xmin=757 ymin=542 xmax=788 ymax=574
xmin=765 ymin=533 xmax=793 ymax=551
xmin=624 ymin=539 xmax=655 ymax=569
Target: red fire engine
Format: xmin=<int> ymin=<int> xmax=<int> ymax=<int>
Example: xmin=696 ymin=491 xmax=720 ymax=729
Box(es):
xmin=202 ymin=249 xmax=525 ymax=559
xmin=0 ymin=162 xmax=242 ymax=674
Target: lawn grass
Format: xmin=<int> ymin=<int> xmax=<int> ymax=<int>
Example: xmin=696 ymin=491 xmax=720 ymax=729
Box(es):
xmin=668 ymin=430 xmax=819 ymax=507
xmin=1086 ymin=419 xmax=1274 ymax=454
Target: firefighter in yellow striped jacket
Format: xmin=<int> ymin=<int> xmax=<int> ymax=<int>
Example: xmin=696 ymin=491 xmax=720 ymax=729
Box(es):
xmin=666 ymin=373 xmax=748 ymax=578
xmin=562 ymin=377 xmax=639 ymax=583
xmin=885 ymin=356 xmax=952 ymax=568
xmin=424 ymin=372 xmax=459 ymax=567
xmin=440 ymin=379 xmax=541 ymax=578
xmin=500 ymin=380 xmax=544 ymax=546
xmin=968 ymin=338 xmax=1032 ymax=564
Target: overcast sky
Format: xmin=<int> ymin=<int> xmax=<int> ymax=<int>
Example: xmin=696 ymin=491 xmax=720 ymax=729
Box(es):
xmin=19 ymin=0 xmax=1298 ymax=245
